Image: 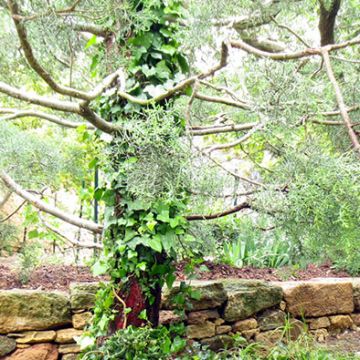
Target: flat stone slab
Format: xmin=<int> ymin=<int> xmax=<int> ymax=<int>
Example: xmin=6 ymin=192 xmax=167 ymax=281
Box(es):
xmin=162 ymin=280 xmax=227 ymax=311
xmin=223 ymin=279 xmax=283 ymax=322
xmin=0 ymin=290 xmax=71 ymax=334
xmin=69 ymin=282 xmax=100 ymax=310
xmin=280 ymin=278 xmax=354 ymax=317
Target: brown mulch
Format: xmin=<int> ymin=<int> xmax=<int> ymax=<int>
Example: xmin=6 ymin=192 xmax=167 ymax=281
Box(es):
xmin=0 ymin=261 xmax=352 ymax=291
xmin=175 ymin=261 xmax=351 ymax=282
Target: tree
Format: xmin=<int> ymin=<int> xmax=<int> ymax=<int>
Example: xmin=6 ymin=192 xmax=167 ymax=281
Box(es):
xmin=0 ymin=0 xmax=360 ymax=340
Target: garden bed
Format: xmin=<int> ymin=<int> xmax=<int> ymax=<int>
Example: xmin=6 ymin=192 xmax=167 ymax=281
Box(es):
xmin=0 ymin=261 xmax=350 ymax=291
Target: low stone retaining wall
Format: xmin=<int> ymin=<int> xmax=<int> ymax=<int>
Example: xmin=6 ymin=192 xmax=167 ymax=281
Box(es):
xmin=0 ymin=278 xmax=359 ymax=359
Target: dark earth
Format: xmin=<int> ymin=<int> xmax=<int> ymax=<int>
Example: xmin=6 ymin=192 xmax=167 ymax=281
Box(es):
xmin=0 ymin=261 xmax=351 ymax=291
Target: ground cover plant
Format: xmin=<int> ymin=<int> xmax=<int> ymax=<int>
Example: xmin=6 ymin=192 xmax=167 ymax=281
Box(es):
xmin=0 ymin=0 xmax=360 ymax=358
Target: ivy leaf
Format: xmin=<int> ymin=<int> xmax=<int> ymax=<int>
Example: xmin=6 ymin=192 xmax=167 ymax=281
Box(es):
xmin=161 ymin=231 xmax=176 ymax=252
xmin=160 ymin=44 xmax=176 ymax=55
xmin=165 ymin=272 xmax=176 ymax=288
xmin=124 ymin=228 xmax=137 ymax=242
xmin=170 ymin=336 xmax=186 ymax=353
xmin=157 ymin=210 xmax=170 ymax=222
xmin=155 ymin=60 xmax=171 ymax=79
xmin=92 ymin=261 xmax=108 ymax=276
xmin=148 ymin=236 xmax=162 ymax=252
xmin=144 ymin=84 xmax=165 ymax=98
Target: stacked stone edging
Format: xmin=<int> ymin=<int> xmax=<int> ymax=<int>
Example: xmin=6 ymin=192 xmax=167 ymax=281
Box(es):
xmin=0 ymin=278 xmax=359 ymax=358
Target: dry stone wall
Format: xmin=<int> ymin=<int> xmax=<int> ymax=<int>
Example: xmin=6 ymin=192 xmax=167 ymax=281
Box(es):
xmin=0 ymin=278 xmax=359 ymax=359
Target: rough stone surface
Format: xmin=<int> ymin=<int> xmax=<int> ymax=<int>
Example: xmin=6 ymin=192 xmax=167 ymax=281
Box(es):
xmin=69 ymin=282 xmax=99 ymax=310
xmin=159 ymin=311 xmax=182 ymax=326
xmin=352 ymin=279 xmax=360 ymax=312
xmin=329 ymin=315 xmax=353 ymax=330
xmin=55 ymin=328 xmax=83 ymax=344
xmin=0 ymin=290 xmax=71 ymax=334
xmin=255 ymin=329 xmax=283 ymax=346
xmin=281 ymin=279 xmax=354 ymax=317
xmin=288 ymin=319 xmax=305 ymax=340
xmin=223 ymin=280 xmax=282 ymax=322
xmin=351 ymin=314 xmax=360 ymax=326
xmin=241 ymin=328 xmax=260 ymax=341
xmin=311 ymin=328 xmax=329 ymax=343
xmin=58 ymin=344 xmax=81 ymax=354
xmin=258 ymin=309 xmax=286 ymax=331
xmin=187 ymin=310 xmax=219 ymax=325
xmin=0 ymin=336 xmax=16 ymax=357
xmin=61 ymin=355 xmax=78 ymax=360
xmin=15 ymin=331 xmax=56 ymax=344
xmin=214 ymin=318 xmax=225 ymax=326
xmin=72 ymin=312 xmax=92 ymax=330
xmin=162 ymin=281 xmax=226 ymax=310
xmin=200 ymin=335 xmax=234 ymax=351
xmin=307 ymin=317 xmax=330 ymax=330
xmin=216 ymin=325 xmax=232 ymax=335
xmin=186 ymin=321 xmax=216 ymax=339
xmin=3 ymin=343 xmax=58 ymax=360
xmin=233 ymin=318 xmax=258 ymax=333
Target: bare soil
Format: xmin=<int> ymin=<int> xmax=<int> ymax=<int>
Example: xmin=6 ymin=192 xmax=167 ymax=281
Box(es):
xmin=0 ymin=261 xmax=351 ymax=291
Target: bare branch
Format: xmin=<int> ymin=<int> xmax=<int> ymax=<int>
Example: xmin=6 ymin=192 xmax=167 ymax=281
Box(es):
xmin=321 ymin=49 xmax=360 ymax=156
xmin=205 ymin=122 xmax=265 ymax=153
xmin=0 ymin=82 xmax=119 ymax=133
xmin=0 ymin=171 xmax=103 ymax=234
xmin=190 ymin=122 xmax=257 ymax=136
xmin=41 ymin=217 xmax=103 ymax=249
xmin=194 ymin=93 xmax=251 ymax=110
xmin=230 ymin=36 xmax=360 ymax=60
xmin=186 ymin=201 xmax=251 ymax=221
xmin=0 ymin=108 xmax=94 ymax=129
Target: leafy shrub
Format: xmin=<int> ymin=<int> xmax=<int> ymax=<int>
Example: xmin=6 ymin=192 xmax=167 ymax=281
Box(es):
xmin=81 ymin=326 xmax=186 ymax=360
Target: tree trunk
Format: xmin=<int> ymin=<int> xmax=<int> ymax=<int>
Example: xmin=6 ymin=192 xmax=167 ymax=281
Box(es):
xmin=318 ymin=0 xmax=341 ymax=46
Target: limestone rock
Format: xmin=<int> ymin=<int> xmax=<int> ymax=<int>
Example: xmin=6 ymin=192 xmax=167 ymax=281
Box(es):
xmin=0 ymin=290 xmax=71 ymax=333
xmin=258 ymin=309 xmax=286 ymax=331
xmin=216 ymin=325 xmax=232 ymax=335
xmin=4 ymin=343 xmax=58 ymax=360
xmin=69 ymin=282 xmax=99 ymax=310
xmin=0 ymin=336 xmax=16 ymax=357
xmin=214 ymin=318 xmax=225 ymax=326
xmin=55 ymin=328 xmax=83 ymax=344
xmin=62 ymin=354 xmax=78 ymax=360
xmin=233 ymin=318 xmax=258 ymax=332
xmin=241 ymin=328 xmax=260 ymax=341
xmin=186 ymin=321 xmax=215 ymax=339
xmin=307 ymin=317 xmax=330 ymax=330
xmin=255 ymin=329 xmax=283 ymax=346
xmin=72 ymin=312 xmax=92 ymax=330
xmin=15 ymin=345 xmax=30 ymax=349
xmin=187 ymin=310 xmax=219 ymax=325
xmin=200 ymin=335 xmax=234 ymax=351
xmin=311 ymin=328 xmax=329 ymax=342
xmin=351 ymin=314 xmax=360 ymax=326
xmin=279 ymin=301 xmax=286 ymax=311
xmin=15 ymin=331 xmax=56 ymax=344
xmin=162 ymin=280 xmax=226 ymax=311
xmin=159 ymin=311 xmax=182 ymax=326
xmin=352 ymin=279 xmax=360 ymax=312
xmin=223 ymin=280 xmax=282 ymax=322
xmin=329 ymin=315 xmax=353 ymax=331
xmin=281 ymin=279 xmax=354 ymax=317
xmin=58 ymin=344 xmax=81 ymax=354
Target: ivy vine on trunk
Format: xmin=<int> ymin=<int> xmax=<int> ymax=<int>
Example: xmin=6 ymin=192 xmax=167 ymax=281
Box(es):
xmin=90 ymin=0 xmax=191 ymax=336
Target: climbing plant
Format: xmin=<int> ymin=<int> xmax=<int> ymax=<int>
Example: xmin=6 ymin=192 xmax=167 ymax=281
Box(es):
xmin=89 ymin=0 xmax=192 ymax=335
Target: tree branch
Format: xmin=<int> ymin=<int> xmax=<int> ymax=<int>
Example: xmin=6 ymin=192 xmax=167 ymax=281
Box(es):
xmin=190 ymin=122 xmax=257 ymax=136
xmin=0 ymin=108 xmax=94 ymax=129
xmin=0 ymin=171 xmax=103 ymax=234
xmin=205 ymin=122 xmax=265 ymax=153
xmin=321 ymin=49 xmax=360 ymax=156
xmin=186 ymin=201 xmax=251 ymax=221
xmin=230 ymin=36 xmax=360 ymax=61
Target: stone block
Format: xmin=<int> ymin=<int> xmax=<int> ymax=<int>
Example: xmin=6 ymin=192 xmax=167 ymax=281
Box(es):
xmin=187 ymin=310 xmax=219 ymax=324
xmin=216 ymin=325 xmax=232 ymax=335
xmin=15 ymin=331 xmax=56 ymax=344
xmin=223 ymin=280 xmax=282 ymax=322
xmin=55 ymin=328 xmax=83 ymax=344
xmin=307 ymin=317 xmax=330 ymax=330
xmin=3 ymin=343 xmax=58 ymax=360
xmin=0 ymin=290 xmax=71 ymax=333
xmin=0 ymin=336 xmax=16 ymax=357
xmin=72 ymin=312 xmax=92 ymax=330
xmin=258 ymin=309 xmax=286 ymax=331
xmin=200 ymin=335 xmax=234 ymax=351
xmin=186 ymin=321 xmax=215 ymax=339
xmin=69 ymin=283 xmax=99 ymax=310
xmin=233 ymin=318 xmax=258 ymax=332
xmin=281 ymin=279 xmax=353 ymax=317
